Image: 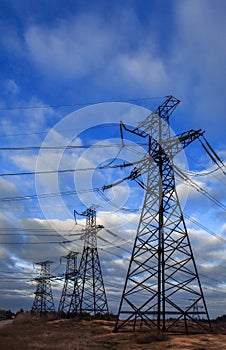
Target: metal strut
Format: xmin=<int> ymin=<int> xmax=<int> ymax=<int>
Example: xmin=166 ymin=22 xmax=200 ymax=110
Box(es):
xmin=114 ymin=96 xmax=212 ymax=333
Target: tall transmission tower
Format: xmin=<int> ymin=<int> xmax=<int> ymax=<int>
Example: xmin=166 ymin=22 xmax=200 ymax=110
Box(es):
xmin=75 ymin=206 xmax=109 ymax=318
xmin=113 ymin=96 xmax=212 ymax=333
xmin=58 ymin=251 xmax=80 ymax=317
xmin=31 ymin=261 xmax=55 ymax=315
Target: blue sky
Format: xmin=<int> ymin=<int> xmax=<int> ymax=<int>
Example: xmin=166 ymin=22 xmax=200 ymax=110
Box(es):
xmin=0 ymin=0 xmax=225 ymax=318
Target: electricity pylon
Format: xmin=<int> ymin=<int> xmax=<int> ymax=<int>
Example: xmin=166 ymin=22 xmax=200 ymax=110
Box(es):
xmin=58 ymin=251 xmax=80 ymax=317
xmin=32 ymin=261 xmax=55 ymax=315
xmin=75 ymin=206 xmax=109 ymax=318
xmin=114 ymin=96 xmax=212 ymax=333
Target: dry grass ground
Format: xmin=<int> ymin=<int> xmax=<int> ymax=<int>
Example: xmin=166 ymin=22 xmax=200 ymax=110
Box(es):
xmin=0 ymin=314 xmax=226 ymax=350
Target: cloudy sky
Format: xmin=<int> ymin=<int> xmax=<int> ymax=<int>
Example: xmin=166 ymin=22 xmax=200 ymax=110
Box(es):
xmin=0 ymin=0 xmax=225 ymax=319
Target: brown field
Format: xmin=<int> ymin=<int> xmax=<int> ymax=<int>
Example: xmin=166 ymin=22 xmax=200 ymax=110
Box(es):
xmin=0 ymin=315 xmax=226 ymax=350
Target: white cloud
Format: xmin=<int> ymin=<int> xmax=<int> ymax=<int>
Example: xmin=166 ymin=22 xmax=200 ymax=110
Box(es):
xmin=0 ymin=177 xmax=18 ymax=198
xmin=171 ymin=0 xmax=226 ymax=133
xmin=23 ymin=11 xmax=171 ymax=96
xmin=4 ymin=79 xmax=20 ymax=95
xmin=112 ymin=51 xmax=170 ymax=93
xmin=0 ymin=96 xmax=56 ymax=140
xmin=25 ymin=14 xmax=119 ymax=79
xmin=22 ymin=1 xmax=226 ymax=119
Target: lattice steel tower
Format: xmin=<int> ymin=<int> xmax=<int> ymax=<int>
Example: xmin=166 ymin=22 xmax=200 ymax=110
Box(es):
xmin=75 ymin=206 xmax=109 ymax=318
xmin=58 ymin=251 xmax=80 ymax=317
xmin=32 ymin=261 xmax=55 ymax=314
xmin=114 ymin=96 xmax=212 ymax=333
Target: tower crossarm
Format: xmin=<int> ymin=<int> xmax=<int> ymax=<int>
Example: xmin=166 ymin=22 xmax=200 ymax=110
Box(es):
xmin=161 ymin=129 xmax=204 ymax=155
xmin=102 ymin=128 xmax=204 ymax=193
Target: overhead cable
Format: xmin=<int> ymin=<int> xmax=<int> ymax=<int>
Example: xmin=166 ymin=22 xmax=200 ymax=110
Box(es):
xmin=199 ymin=136 xmax=226 ymax=175
xmin=0 ymin=158 xmax=143 ymax=177
xmin=174 ymin=165 xmax=226 ymax=211
xmin=0 ymin=95 xmax=163 ymax=111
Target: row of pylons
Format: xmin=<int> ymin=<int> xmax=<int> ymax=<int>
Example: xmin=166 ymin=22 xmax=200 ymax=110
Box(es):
xmin=32 ymin=96 xmax=213 ymax=333
xmin=32 ymin=207 xmax=109 ymax=319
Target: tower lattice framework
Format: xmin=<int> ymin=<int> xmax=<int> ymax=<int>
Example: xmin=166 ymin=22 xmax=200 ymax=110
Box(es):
xmin=114 ymin=96 xmax=212 ymax=333
xmin=32 ymin=261 xmax=55 ymax=314
xmin=75 ymin=206 xmax=109 ymax=318
xmin=58 ymin=251 xmax=80 ymax=317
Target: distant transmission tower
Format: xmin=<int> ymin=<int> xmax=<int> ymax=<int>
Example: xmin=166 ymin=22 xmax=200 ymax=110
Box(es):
xmin=58 ymin=251 xmax=80 ymax=317
xmin=114 ymin=96 xmax=212 ymax=333
xmin=32 ymin=261 xmax=55 ymax=315
xmin=75 ymin=206 xmax=109 ymax=318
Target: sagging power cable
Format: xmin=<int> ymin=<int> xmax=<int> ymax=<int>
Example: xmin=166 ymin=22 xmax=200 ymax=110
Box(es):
xmin=174 ymin=165 xmax=226 ymax=211
xmin=199 ymin=135 xmax=226 ymax=175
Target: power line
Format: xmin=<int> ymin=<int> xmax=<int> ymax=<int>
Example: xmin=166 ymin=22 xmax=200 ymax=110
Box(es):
xmin=0 ymin=277 xmax=32 ymax=281
xmin=0 ymin=143 xmax=148 ymax=151
xmin=183 ymin=167 xmax=221 ymax=177
xmin=184 ymin=213 xmax=226 ymax=243
xmin=199 ymin=135 xmax=226 ymax=175
xmin=101 ymin=161 xmax=226 ymax=212
xmin=0 ymin=228 xmax=66 ymax=231
xmin=98 ymin=236 xmax=132 ymax=255
xmin=202 ymin=286 xmax=226 ymax=295
xmin=0 ymin=270 xmax=38 ymax=275
xmin=0 ymin=240 xmax=71 ymax=245
xmin=99 ymin=247 xmax=130 ymax=261
xmin=0 ymin=236 xmax=81 ymax=245
xmin=0 ymin=233 xmax=80 ymax=236
xmin=0 ymin=158 xmax=141 ymax=178
xmin=0 ymin=188 xmax=92 ymax=202
xmin=200 ymin=273 xmax=226 ymax=287
xmin=186 ymin=152 xmax=226 ymax=188
xmin=0 ymin=124 xmax=119 ymax=138
xmin=0 ymin=96 xmax=163 ymax=111
xmin=0 ymin=163 xmax=140 ymax=202
xmin=174 ymin=165 xmax=226 ymax=211
xmin=0 ymin=228 xmax=81 ymax=233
